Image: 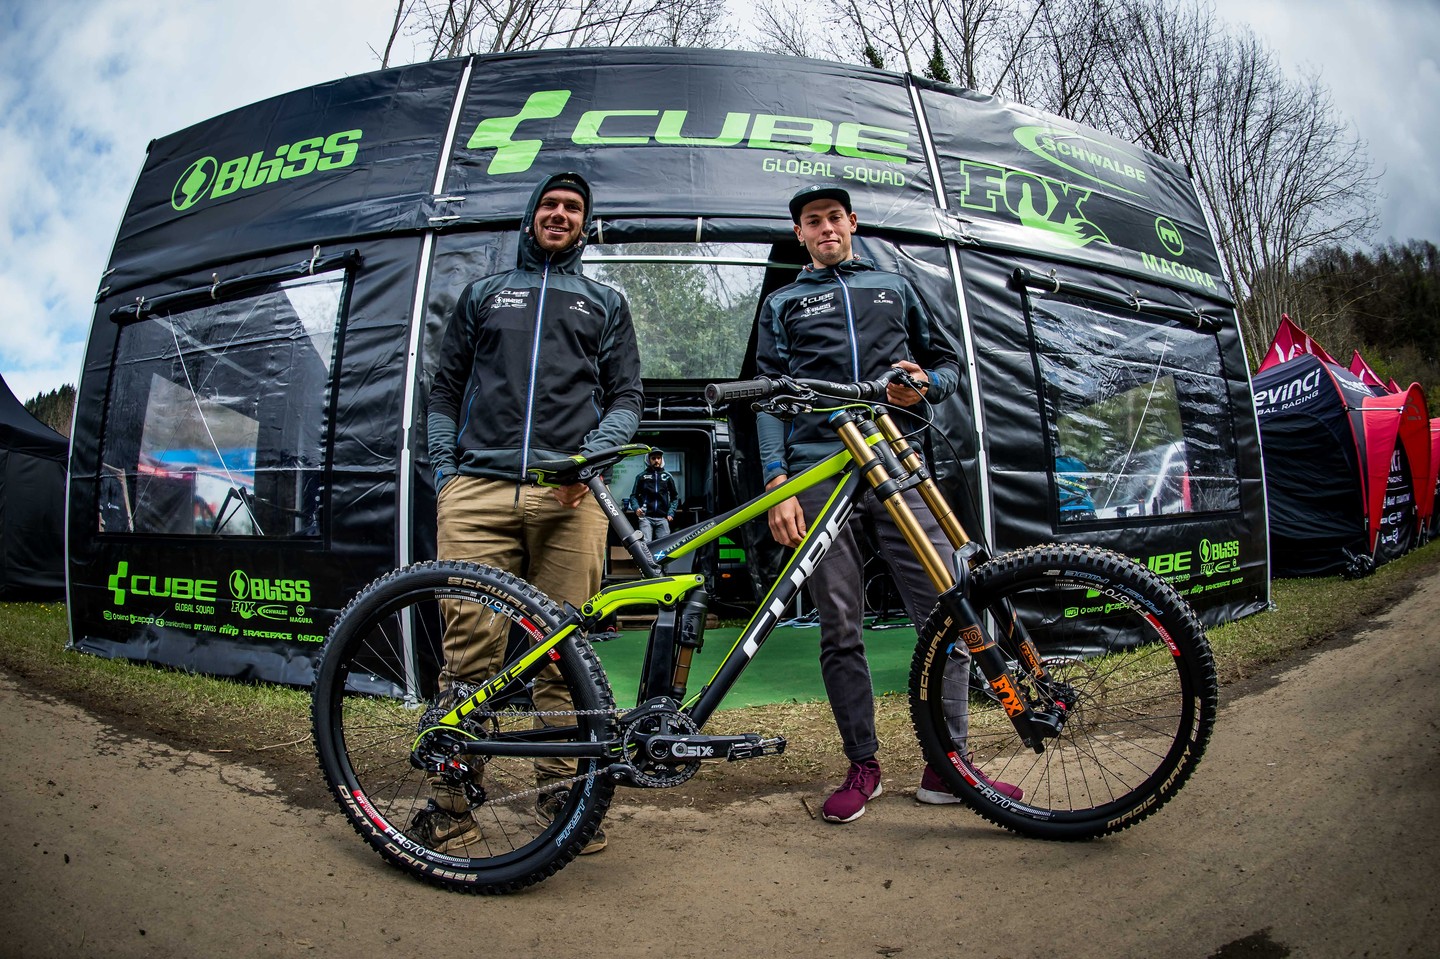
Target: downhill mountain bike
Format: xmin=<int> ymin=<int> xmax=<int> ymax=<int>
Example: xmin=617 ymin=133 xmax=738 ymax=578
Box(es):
xmin=311 ymin=370 xmax=1217 ymax=894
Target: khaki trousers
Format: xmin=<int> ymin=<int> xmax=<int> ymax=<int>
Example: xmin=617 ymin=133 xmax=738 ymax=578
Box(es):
xmin=436 ymin=475 xmax=609 ymax=783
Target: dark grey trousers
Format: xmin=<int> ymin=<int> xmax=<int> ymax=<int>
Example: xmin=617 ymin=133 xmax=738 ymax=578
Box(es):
xmin=797 ymin=481 xmax=971 ymax=763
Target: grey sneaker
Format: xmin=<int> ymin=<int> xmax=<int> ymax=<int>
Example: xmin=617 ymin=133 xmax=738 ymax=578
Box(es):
xmin=408 ymin=800 xmax=481 ymax=854
xmin=535 ymin=788 xmax=606 ymax=855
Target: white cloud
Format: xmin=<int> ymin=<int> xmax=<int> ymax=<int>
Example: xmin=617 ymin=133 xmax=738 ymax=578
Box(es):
xmin=0 ymin=0 xmax=394 ymax=401
xmin=1210 ymin=0 xmax=1440 ymax=247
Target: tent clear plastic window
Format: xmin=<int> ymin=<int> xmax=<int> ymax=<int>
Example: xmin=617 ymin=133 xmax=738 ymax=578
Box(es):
xmin=583 ymin=243 xmax=773 ymax=379
xmin=1030 ymin=295 xmax=1241 ymax=525
xmin=98 ymin=271 xmax=344 ymax=537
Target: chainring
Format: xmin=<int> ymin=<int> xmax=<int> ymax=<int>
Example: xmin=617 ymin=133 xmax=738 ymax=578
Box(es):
xmin=621 ymin=708 xmax=702 ymax=788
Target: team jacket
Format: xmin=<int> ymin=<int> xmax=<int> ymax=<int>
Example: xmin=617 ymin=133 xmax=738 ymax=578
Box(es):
xmin=630 ymin=467 xmax=679 ymax=516
xmin=427 ymin=174 xmax=644 ymax=484
xmin=755 ymin=257 xmax=960 ymax=483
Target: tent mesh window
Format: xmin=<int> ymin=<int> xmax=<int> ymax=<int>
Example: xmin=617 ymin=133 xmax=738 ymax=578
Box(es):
xmin=582 ymin=241 xmax=778 ymax=380
xmin=98 ymin=270 xmax=345 ymax=537
xmin=1028 ymin=293 xmax=1240 ymax=526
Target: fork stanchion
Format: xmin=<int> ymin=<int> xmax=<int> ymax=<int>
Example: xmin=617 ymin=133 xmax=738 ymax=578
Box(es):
xmin=830 ymin=410 xmax=955 ymax=594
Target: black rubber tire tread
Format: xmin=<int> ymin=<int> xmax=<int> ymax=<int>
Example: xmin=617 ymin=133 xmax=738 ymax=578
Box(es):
xmin=312 ymin=560 xmax=616 ymax=893
xmin=909 ymin=544 xmax=1216 ymax=840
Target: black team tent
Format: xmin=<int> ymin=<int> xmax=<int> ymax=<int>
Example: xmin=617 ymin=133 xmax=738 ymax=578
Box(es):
xmin=0 ymin=376 xmax=68 ymax=599
xmin=66 ymin=49 xmax=1269 ymax=683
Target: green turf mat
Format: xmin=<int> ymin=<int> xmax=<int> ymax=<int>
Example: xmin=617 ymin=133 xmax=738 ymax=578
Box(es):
xmin=591 ymin=621 xmax=920 ymax=709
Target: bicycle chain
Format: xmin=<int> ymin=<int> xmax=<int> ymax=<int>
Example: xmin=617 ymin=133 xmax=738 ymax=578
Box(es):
xmin=457 ymin=707 xmax=621 ymax=805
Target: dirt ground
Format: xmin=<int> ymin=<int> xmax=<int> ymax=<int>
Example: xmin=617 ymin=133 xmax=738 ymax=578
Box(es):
xmin=3 ymin=570 xmax=1438 ymax=959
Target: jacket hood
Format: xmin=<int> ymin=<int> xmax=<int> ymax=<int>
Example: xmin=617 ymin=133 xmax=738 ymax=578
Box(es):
xmin=518 ymin=171 xmax=592 ymax=273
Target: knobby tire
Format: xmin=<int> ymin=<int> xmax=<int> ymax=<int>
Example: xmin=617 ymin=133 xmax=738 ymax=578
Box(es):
xmin=910 ymin=544 xmax=1217 ymax=840
xmin=311 ymin=561 xmax=616 ymax=893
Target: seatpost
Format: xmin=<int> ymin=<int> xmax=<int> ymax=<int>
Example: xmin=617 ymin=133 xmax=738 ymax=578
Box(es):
xmin=585 ymin=473 xmax=662 ymax=578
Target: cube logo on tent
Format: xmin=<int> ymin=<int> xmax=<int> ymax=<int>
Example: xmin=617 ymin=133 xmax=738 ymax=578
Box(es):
xmin=170 ymin=129 xmax=364 ymax=212
xmin=106 ymin=560 xmax=218 ymax=606
xmin=464 ymin=89 xmax=912 ymax=176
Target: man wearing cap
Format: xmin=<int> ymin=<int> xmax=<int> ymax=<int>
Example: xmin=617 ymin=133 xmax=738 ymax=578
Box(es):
xmin=754 ymin=183 xmax=1019 ymax=824
xmin=425 ymin=171 xmax=643 ymax=855
xmin=630 ymin=448 xmax=680 ymax=543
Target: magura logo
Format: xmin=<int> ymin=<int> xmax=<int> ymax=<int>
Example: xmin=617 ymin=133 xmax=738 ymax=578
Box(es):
xmin=171 ymin=129 xmax=363 ymax=211
xmin=956 ymin=160 xmax=1109 ymax=248
xmin=1155 ymin=217 xmax=1184 ymax=257
xmin=1013 ymin=126 xmax=1150 ymax=196
xmin=465 ymin=89 xmax=911 ymax=175
xmin=107 ymin=561 xmax=218 ymax=606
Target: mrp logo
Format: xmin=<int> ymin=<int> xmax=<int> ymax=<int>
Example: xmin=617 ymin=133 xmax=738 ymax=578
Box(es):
xmin=171 ymin=129 xmax=363 ymax=212
xmin=107 ymin=561 xmax=218 ymax=606
xmin=466 ymin=89 xmax=911 ymax=175
xmin=1013 ymin=126 xmax=1149 ymax=196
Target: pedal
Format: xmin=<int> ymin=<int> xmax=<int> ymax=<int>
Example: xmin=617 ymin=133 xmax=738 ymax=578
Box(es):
xmin=726 ymin=736 xmax=787 ymax=761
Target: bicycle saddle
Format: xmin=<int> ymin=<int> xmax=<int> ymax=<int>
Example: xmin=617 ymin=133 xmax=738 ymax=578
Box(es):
xmin=527 ymin=443 xmax=653 ymax=486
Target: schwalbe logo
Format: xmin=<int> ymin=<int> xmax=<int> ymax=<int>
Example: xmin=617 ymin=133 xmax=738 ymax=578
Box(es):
xmin=171 ymin=129 xmax=364 ymax=212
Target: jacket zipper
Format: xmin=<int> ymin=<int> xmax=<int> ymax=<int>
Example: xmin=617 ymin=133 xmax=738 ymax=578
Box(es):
xmin=835 ymin=269 xmax=861 ymax=380
xmin=519 ymin=257 xmax=549 ymax=486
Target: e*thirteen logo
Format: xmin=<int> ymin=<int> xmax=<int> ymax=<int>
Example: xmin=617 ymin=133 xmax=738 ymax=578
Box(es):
xmin=171 ymin=129 xmax=364 ymax=212
xmin=465 ymin=89 xmax=912 ymax=176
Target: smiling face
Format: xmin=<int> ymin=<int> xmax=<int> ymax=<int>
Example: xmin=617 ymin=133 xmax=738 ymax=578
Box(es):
xmin=793 ymin=198 xmax=858 ymax=269
xmin=532 ymin=187 xmax=586 ymax=252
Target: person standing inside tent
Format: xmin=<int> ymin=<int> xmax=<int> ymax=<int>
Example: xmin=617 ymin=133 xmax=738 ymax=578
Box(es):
xmin=629 ymin=448 xmax=679 ymax=543
xmin=424 ymin=171 xmax=643 ymax=855
xmin=755 ymin=184 xmax=1021 ymax=823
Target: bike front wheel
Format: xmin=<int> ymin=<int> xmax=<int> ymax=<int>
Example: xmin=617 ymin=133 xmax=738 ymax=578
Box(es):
xmin=910 ymin=544 xmax=1217 ymax=840
xmin=311 ymin=561 xmax=615 ymax=893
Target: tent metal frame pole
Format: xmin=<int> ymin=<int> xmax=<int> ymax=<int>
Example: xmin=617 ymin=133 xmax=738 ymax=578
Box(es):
xmin=396 ymin=57 xmax=475 ymax=702
xmin=907 ymin=78 xmax=995 ymax=548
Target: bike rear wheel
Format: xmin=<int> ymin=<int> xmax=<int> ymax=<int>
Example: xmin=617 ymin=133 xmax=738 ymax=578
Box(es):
xmin=910 ymin=544 xmax=1216 ymax=839
xmin=311 ymin=561 xmax=615 ymax=893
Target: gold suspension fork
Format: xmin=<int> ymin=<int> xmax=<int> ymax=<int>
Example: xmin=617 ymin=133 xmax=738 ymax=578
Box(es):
xmin=832 ymin=412 xmax=953 ymax=593
xmin=836 ymin=408 xmax=1052 ymax=751
xmin=872 ymin=410 xmax=1053 ymax=686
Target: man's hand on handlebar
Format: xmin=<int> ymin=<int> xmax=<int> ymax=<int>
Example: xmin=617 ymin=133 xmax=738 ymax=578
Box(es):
xmin=886 ymin=360 xmax=929 ymax=407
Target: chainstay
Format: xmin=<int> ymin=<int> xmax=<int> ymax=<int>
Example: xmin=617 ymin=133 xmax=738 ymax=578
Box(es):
xmin=459 ymin=707 xmax=619 ymax=807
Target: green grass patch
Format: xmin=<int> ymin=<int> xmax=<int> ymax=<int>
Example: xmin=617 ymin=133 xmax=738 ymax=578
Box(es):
xmin=2 ymin=538 xmax=1437 ymax=783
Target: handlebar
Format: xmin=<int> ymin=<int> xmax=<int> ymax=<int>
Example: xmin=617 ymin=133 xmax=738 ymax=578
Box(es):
xmin=704 ymin=368 xmax=906 ymax=406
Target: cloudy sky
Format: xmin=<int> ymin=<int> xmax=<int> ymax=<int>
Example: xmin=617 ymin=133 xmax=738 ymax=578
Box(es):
xmin=1 ymin=0 xmax=1435 ymax=404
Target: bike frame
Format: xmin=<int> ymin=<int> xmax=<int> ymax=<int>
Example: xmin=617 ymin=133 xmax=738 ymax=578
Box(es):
xmin=439 ymin=398 xmax=1055 ymax=754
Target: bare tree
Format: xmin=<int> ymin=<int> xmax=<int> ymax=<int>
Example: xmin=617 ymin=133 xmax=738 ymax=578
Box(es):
xmin=379 ymin=0 xmax=731 ymax=64
xmin=1064 ymin=0 xmax=1378 ymax=364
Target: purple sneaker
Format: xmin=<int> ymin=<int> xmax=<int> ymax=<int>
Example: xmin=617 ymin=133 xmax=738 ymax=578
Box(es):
xmin=822 ymin=758 xmax=883 ymax=823
xmin=915 ymin=765 xmax=964 ymax=805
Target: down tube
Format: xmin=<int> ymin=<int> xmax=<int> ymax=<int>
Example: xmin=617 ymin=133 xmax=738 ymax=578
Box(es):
xmin=686 ymin=472 xmax=860 ymax=727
